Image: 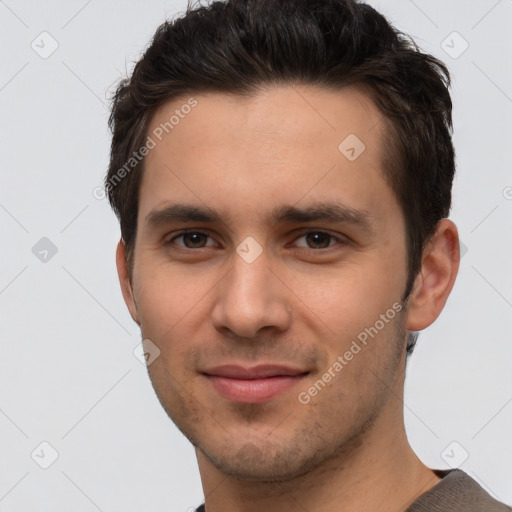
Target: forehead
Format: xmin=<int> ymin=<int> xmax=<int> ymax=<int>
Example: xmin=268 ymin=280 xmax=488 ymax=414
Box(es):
xmin=139 ymin=84 xmax=398 ymax=229
xmin=147 ymin=84 xmax=384 ymax=153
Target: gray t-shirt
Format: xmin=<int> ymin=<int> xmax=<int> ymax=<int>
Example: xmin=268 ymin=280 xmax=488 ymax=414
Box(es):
xmin=194 ymin=469 xmax=511 ymax=511
xmin=405 ymin=469 xmax=511 ymax=511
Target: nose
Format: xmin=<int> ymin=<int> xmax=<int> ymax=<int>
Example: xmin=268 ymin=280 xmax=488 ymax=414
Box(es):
xmin=211 ymin=252 xmax=292 ymax=340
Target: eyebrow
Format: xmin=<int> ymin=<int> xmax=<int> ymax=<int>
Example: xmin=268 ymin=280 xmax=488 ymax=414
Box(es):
xmin=145 ymin=202 xmax=376 ymax=233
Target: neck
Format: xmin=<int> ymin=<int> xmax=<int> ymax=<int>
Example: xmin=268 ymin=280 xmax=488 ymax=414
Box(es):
xmin=196 ymin=389 xmax=441 ymax=512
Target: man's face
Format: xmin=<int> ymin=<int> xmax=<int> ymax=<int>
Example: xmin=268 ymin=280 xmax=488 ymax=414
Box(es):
xmin=125 ymin=85 xmax=412 ymax=481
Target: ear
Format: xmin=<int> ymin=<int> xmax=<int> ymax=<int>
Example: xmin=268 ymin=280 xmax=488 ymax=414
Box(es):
xmin=116 ymin=239 xmax=141 ymax=325
xmin=405 ymin=219 xmax=460 ymax=331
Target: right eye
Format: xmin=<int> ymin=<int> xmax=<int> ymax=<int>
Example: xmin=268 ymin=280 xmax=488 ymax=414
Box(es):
xmin=165 ymin=230 xmax=218 ymax=250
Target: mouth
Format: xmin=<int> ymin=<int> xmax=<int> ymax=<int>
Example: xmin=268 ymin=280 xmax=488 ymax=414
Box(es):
xmin=202 ymin=364 xmax=310 ymax=404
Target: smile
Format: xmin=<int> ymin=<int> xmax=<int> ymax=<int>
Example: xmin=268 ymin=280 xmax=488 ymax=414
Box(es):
xmin=202 ymin=364 xmax=310 ymax=404
xmin=205 ymin=374 xmax=309 ymax=404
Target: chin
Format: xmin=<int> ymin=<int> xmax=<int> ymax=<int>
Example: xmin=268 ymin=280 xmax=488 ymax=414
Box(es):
xmin=196 ymin=436 xmax=331 ymax=483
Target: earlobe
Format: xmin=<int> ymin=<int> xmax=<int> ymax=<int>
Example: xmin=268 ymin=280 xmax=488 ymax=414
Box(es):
xmin=115 ymin=239 xmax=141 ymax=325
xmin=405 ymin=219 xmax=460 ymax=332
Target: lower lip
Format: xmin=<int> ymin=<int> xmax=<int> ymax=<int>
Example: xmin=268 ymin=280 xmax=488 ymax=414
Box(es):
xmin=205 ymin=374 xmax=308 ymax=404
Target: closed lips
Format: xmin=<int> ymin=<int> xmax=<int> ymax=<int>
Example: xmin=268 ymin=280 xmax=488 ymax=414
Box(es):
xmin=203 ymin=365 xmax=310 ymax=379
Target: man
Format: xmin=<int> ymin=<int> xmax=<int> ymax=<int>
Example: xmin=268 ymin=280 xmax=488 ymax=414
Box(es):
xmin=105 ymin=0 xmax=511 ymax=510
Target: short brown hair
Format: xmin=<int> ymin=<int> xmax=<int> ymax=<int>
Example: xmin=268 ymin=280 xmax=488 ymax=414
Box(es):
xmin=105 ymin=0 xmax=455 ymax=354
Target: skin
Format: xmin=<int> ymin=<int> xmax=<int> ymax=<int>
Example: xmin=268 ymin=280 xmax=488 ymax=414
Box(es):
xmin=116 ymin=84 xmax=460 ymax=512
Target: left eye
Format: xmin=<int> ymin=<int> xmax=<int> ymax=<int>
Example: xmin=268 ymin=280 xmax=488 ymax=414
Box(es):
xmin=293 ymin=231 xmax=341 ymax=249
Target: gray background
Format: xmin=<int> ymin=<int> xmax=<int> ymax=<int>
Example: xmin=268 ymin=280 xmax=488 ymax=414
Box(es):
xmin=0 ymin=0 xmax=511 ymax=510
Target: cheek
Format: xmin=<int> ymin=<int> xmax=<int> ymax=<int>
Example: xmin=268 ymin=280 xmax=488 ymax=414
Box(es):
xmin=322 ymin=313 xmax=406 ymax=413
xmin=286 ymin=259 xmax=400 ymax=333
xmin=132 ymin=258 xmax=216 ymax=337
xmin=303 ymin=263 xmax=407 ymax=381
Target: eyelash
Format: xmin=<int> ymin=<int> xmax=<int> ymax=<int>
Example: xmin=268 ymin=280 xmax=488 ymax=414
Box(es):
xmin=165 ymin=229 xmax=346 ymax=252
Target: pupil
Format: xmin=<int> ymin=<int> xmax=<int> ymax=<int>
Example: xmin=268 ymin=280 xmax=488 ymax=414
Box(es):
xmin=307 ymin=232 xmax=330 ymax=249
xmin=184 ymin=233 xmax=205 ymax=248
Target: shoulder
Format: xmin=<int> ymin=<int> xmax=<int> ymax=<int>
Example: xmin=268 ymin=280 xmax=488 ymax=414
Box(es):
xmin=406 ymin=469 xmax=511 ymax=512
